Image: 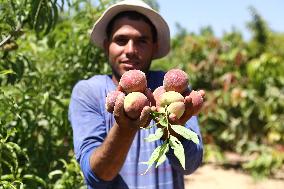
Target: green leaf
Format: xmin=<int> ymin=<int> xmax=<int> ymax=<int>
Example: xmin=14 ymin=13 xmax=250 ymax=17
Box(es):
xmin=144 ymin=128 xmax=164 ymax=142
xmin=155 ymin=143 xmax=169 ymax=168
xmin=0 ymin=70 xmax=15 ymax=75
xmin=23 ymin=174 xmax=46 ymax=187
xmin=150 ymin=111 xmax=164 ymax=117
xmin=48 ymin=170 xmax=63 ymax=179
xmin=1 ymin=174 xmax=14 ymax=181
xmin=171 ymin=125 xmax=199 ymax=144
xmin=159 ymin=116 xmax=168 ymax=127
xmin=141 ymin=145 xmax=162 ymax=174
xmin=169 ymin=135 xmax=185 ymax=169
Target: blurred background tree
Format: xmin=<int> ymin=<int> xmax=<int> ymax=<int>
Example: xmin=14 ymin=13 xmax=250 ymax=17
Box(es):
xmin=152 ymin=5 xmax=284 ymax=180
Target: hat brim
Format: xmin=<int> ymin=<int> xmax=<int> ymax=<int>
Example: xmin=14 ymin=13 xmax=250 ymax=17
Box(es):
xmin=90 ymin=4 xmax=170 ymax=59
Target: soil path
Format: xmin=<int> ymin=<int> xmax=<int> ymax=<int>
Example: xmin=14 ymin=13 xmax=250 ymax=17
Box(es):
xmin=184 ymin=164 xmax=284 ymax=189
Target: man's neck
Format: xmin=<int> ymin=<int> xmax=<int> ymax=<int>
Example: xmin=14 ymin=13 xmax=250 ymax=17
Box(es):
xmin=112 ymin=75 xmax=119 ymax=86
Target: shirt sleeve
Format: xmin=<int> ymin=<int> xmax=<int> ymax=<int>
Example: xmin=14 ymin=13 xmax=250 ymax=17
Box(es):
xmin=166 ymin=116 xmax=203 ymax=175
xmin=68 ymin=80 xmax=112 ymax=188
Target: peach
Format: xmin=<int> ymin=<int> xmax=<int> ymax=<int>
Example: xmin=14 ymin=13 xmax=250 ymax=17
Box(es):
xmin=167 ymin=101 xmax=185 ymax=119
xmin=163 ymin=69 xmax=189 ymax=94
xmin=105 ymin=90 xmax=125 ymax=113
xmin=124 ymin=92 xmax=150 ymax=119
xmin=153 ymin=86 xmax=166 ymax=106
xmin=119 ymin=70 xmax=147 ymax=93
xmin=159 ymin=91 xmax=184 ymax=107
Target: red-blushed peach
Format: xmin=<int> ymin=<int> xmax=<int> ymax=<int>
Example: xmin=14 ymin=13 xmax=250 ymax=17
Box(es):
xmin=159 ymin=91 xmax=184 ymax=107
xmin=153 ymin=86 xmax=166 ymax=106
xmin=124 ymin=92 xmax=150 ymax=119
xmin=163 ymin=69 xmax=189 ymax=93
xmin=119 ymin=70 xmax=147 ymax=93
xmin=105 ymin=90 xmax=125 ymax=113
xmin=167 ymin=101 xmax=185 ymax=119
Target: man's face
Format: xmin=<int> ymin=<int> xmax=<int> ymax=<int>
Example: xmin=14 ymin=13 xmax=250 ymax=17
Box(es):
xmin=104 ymin=17 xmax=157 ymax=83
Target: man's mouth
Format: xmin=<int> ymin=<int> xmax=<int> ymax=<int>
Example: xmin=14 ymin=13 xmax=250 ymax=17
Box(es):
xmin=122 ymin=63 xmax=136 ymax=70
xmin=120 ymin=60 xmax=139 ymax=65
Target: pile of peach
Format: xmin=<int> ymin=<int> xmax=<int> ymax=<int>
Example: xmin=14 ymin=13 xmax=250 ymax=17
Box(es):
xmin=105 ymin=69 xmax=204 ymax=122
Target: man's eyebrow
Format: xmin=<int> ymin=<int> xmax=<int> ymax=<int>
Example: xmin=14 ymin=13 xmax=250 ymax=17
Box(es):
xmin=139 ymin=35 xmax=151 ymax=40
xmin=112 ymin=34 xmax=127 ymax=38
xmin=112 ymin=34 xmax=151 ymax=40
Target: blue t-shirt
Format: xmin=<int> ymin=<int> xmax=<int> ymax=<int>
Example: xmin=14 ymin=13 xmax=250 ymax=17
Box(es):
xmin=68 ymin=71 xmax=203 ymax=189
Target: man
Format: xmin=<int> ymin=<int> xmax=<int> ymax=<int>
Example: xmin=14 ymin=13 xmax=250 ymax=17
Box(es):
xmin=68 ymin=0 xmax=204 ymax=188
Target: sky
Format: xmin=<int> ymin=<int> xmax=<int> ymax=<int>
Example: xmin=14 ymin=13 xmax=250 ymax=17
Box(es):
xmin=157 ymin=0 xmax=284 ymax=40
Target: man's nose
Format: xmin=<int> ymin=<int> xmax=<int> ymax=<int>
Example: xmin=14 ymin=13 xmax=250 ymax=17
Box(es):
xmin=125 ymin=40 xmax=136 ymax=55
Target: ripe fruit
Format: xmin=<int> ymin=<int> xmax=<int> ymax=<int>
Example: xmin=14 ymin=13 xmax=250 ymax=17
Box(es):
xmin=119 ymin=70 xmax=147 ymax=93
xmin=167 ymin=101 xmax=185 ymax=119
xmin=159 ymin=91 xmax=184 ymax=107
xmin=124 ymin=92 xmax=150 ymax=119
xmin=105 ymin=90 xmax=125 ymax=113
xmin=163 ymin=69 xmax=189 ymax=94
xmin=153 ymin=86 xmax=166 ymax=106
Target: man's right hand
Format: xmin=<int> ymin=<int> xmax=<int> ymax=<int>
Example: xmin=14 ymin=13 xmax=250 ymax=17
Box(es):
xmin=113 ymin=92 xmax=152 ymax=130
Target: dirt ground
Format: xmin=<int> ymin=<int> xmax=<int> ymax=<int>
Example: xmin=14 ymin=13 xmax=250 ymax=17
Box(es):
xmin=184 ymin=164 xmax=284 ymax=189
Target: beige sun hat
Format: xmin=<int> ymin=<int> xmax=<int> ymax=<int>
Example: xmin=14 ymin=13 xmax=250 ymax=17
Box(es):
xmin=90 ymin=0 xmax=170 ymax=59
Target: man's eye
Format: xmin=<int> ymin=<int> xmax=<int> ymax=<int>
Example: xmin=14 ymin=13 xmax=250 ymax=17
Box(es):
xmin=114 ymin=38 xmax=128 ymax=45
xmin=138 ymin=39 xmax=148 ymax=44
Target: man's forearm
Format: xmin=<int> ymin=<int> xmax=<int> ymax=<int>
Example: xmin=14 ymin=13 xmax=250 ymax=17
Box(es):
xmin=89 ymin=123 xmax=137 ymax=181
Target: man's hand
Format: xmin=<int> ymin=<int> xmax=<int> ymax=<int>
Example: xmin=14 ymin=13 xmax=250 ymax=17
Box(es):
xmin=169 ymin=89 xmax=205 ymax=125
xmin=90 ymin=91 xmax=152 ymax=181
xmin=113 ymin=92 xmax=152 ymax=130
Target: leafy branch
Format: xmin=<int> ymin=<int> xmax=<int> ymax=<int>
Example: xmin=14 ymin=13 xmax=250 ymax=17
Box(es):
xmin=141 ymin=107 xmax=199 ymax=174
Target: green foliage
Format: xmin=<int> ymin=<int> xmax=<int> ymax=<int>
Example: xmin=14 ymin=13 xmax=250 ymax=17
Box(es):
xmin=247 ymin=7 xmax=269 ymax=56
xmin=169 ymin=135 xmax=185 ymax=169
xmin=0 ymin=91 xmax=46 ymax=188
xmin=48 ymin=158 xmax=86 ymax=189
xmin=142 ymin=144 xmax=163 ymax=175
xmin=143 ymin=107 xmax=199 ymax=174
xmin=243 ymin=144 xmax=284 ymax=179
xmin=152 ymin=7 xmax=284 ymax=178
xmin=144 ymin=128 xmax=164 ymax=142
xmin=171 ymin=125 xmax=199 ymax=144
xmin=1 ymin=0 xmax=110 ymax=188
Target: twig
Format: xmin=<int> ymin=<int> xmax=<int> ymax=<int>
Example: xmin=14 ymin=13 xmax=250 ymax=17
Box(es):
xmin=0 ymin=23 xmax=22 ymax=48
xmin=0 ymin=35 xmax=12 ymax=48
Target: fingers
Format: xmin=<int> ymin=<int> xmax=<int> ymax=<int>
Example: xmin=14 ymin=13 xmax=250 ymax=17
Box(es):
xmin=116 ymin=85 xmax=123 ymax=92
xmin=184 ymin=95 xmax=193 ymax=115
xmin=191 ymin=90 xmax=204 ymax=115
xmin=150 ymin=106 xmax=157 ymax=112
xmin=184 ymin=95 xmax=192 ymax=105
xmin=139 ymin=106 xmax=151 ymax=127
xmin=113 ymin=93 xmax=125 ymax=118
xmin=198 ymin=89 xmax=205 ymax=97
xmin=176 ymin=96 xmax=193 ymax=124
xmin=144 ymin=88 xmax=156 ymax=106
